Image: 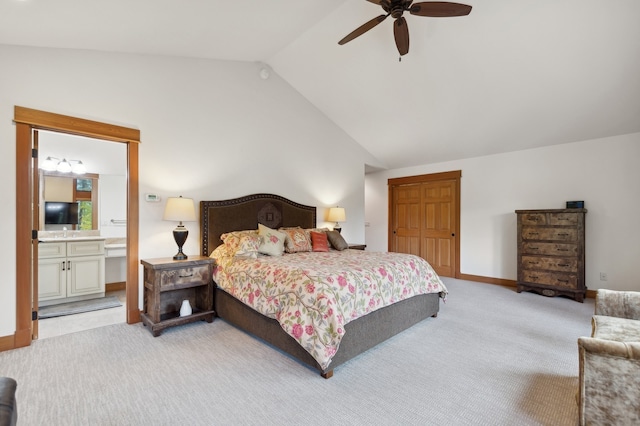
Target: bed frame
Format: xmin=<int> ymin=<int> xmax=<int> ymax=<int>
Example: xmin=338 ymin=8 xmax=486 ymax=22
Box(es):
xmin=201 ymin=193 xmax=441 ymax=378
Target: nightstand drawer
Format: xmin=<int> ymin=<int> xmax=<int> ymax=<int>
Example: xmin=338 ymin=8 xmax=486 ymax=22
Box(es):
xmin=159 ymin=265 xmax=211 ymax=291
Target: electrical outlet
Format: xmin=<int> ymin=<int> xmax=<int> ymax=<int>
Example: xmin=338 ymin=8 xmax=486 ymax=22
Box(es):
xmin=600 ymin=272 xmax=608 ymax=281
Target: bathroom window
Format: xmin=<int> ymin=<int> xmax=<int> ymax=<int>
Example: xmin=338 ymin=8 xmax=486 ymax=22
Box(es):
xmin=76 ymin=178 xmax=93 ymax=192
xmin=78 ymin=201 xmax=93 ymax=230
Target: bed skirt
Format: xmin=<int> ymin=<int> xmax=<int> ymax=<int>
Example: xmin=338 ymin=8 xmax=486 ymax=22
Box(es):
xmin=214 ymin=287 xmax=441 ymax=377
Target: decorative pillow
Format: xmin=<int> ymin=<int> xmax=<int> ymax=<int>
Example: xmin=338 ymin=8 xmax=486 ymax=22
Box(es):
xmin=310 ymin=231 xmax=329 ymax=252
xmin=258 ymin=223 xmax=286 ymax=256
xmin=326 ymin=230 xmax=349 ymax=251
xmin=210 ymin=244 xmax=230 ymax=260
xmin=220 ymin=230 xmax=260 ymax=258
xmin=210 ymin=244 xmax=233 ymax=269
xmin=279 ymin=227 xmax=312 ymax=253
xmin=235 ymin=234 xmax=260 ymax=258
xmin=304 ymin=227 xmax=329 ymax=241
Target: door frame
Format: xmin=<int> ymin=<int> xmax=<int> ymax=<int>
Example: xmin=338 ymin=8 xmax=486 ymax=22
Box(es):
xmin=388 ymin=170 xmax=461 ymax=278
xmin=13 ymin=106 xmax=140 ymax=349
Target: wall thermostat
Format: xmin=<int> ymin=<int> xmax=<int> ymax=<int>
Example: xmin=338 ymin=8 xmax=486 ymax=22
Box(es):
xmin=145 ymin=193 xmax=161 ymax=202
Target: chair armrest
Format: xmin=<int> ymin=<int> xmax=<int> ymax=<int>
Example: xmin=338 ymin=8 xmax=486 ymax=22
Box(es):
xmin=578 ymin=337 xmax=640 ymax=360
xmin=595 ymin=289 xmax=640 ymax=320
xmin=0 ymin=377 xmax=17 ymax=426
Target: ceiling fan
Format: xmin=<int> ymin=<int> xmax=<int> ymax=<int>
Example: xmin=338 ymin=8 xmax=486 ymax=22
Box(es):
xmin=338 ymin=1 xmax=472 ymax=58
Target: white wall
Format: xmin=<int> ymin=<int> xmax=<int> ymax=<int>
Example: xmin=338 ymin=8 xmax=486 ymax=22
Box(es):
xmin=0 ymin=44 xmax=374 ymax=338
xmin=99 ymin=174 xmax=127 ymax=239
xmin=365 ymin=133 xmax=640 ymax=292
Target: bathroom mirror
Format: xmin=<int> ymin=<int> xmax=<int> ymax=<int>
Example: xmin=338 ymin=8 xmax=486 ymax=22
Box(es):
xmin=41 ymin=171 xmax=99 ymax=231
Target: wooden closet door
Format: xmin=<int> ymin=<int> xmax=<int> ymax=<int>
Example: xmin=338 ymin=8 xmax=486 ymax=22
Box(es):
xmin=389 ymin=171 xmax=460 ymax=278
xmin=421 ymin=180 xmax=456 ymax=277
xmin=390 ymin=184 xmax=421 ymax=256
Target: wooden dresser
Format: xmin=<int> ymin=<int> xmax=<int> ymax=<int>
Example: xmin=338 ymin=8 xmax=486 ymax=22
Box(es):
xmin=515 ymin=208 xmax=587 ymax=302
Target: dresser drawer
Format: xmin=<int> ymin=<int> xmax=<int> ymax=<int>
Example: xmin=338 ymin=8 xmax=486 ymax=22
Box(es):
xmin=159 ymin=264 xmax=211 ymax=291
xmin=521 ymin=255 xmax=577 ymax=273
xmin=521 ymin=227 xmax=577 ymax=242
xmin=548 ymin=213 xmax=578 ymax=225
xmin=520 ymin=213 xmax=547 ymax=225
xmin=521 ymin=242 xmax=577 ymax=256
xmin=522 ymin=270 xmax=577 ymax=289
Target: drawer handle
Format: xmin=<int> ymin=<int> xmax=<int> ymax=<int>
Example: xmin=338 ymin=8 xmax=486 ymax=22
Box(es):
xmin=557 ymin=279 xmax=569 ymax=283
xmin=528 ymin=261 xmax=539 ymax=265
xmin=557 ymin=249 xmax=569 ymax=252
xmin=529 ymin=247 xmax=539 ymax=250
xmin=530 ymin=275 xmax=538 ymax=279
xmin=527 ymin=216 xmax=539 ymax=221
xmin=558 ymin=233 xmax=569 ymax=237
xmin=527 ymin=232 xmax=539 ymax=236
xmin=557 ymin=263 xmax=569 ymax=267
xmin=179 ymin=273 xmax=194 ymax=278
xmin=62 ymin=261 xmax=66 ymax=271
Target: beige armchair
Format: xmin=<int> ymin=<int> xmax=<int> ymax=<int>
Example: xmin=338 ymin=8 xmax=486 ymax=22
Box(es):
xmin=578 ymin=289 xmax=640 ymax=425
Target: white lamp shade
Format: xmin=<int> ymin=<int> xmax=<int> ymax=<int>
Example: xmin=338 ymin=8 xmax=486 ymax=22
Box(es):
xmin=71 ymin=161 xmax=86 ymax=174
xmin=41 ymin=157 xmax=57 ymax=171
xmin=327 ymin=207 xmax=346 ymax=223
xmin=56 ymin=159 xmax=72 ymax=173
xmin=163 ymin=197 xmax=196 ymax=222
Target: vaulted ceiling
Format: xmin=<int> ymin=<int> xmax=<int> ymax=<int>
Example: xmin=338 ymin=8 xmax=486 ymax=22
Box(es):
xmin=3 ymin=0 xmax=639 ymax=171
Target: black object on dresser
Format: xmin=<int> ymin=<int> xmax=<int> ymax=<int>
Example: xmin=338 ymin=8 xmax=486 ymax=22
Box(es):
xmin=515 ymin=209 xmax=587 ymax=302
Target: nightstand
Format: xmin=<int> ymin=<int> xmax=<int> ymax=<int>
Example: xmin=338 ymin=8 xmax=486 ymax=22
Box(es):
xmin=348 ymin=244 xmax=367 ymax=250
xmin=140 ymin=256 xmax=215 ymax=336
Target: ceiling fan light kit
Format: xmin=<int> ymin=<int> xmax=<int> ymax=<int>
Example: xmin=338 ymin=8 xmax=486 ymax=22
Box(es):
xmin=339 ymin=0 xmax=472 ymax=59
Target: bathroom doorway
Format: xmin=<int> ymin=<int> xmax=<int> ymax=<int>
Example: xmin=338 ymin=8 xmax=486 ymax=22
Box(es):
xmin=14 ymin=106 xmax=140 ymax=348
xmin=37 ymin=131 xmax=128 ymax=339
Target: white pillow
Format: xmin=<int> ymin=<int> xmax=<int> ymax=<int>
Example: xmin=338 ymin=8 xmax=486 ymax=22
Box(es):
xmin=258 ymin=223 xmax=286 ymax=256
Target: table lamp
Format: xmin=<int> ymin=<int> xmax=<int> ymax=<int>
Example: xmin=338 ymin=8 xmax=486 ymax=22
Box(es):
xmin=327 ymin=207 xmax=346 ymax=233
xmin=163 ymin=196 xmax=196 ymax=260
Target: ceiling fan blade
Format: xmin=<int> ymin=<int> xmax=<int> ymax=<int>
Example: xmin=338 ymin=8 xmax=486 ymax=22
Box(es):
xmin=394 ymin=17 xmax=410 ymax=56
xmin=409 ymin=2 xmax=472 ymax=17
xmin=338 ymin=14 xmax=389 ymax=45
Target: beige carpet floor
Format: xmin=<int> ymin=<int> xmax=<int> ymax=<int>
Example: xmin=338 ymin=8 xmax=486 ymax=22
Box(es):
xmin=0 ymin=278 xmax=594 ymax=425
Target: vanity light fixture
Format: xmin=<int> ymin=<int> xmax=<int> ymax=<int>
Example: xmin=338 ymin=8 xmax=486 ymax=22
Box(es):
xmin=41 ymin=157 xmax=87 ymax=174
xmin=163 ymin=196 xmax=196 ymax=260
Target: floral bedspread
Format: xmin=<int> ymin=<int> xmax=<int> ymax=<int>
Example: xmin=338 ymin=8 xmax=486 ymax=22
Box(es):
xmin=212 ymin=249 xmax=447 ymax=370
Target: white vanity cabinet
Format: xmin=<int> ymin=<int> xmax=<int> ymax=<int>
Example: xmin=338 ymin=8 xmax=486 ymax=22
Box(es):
xmin=38 ymin=239 xmax=106 ymax=306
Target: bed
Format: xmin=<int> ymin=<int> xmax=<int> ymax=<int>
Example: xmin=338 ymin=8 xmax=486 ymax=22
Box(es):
xmin=201 ymin=193 xmax=446 ymax=378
